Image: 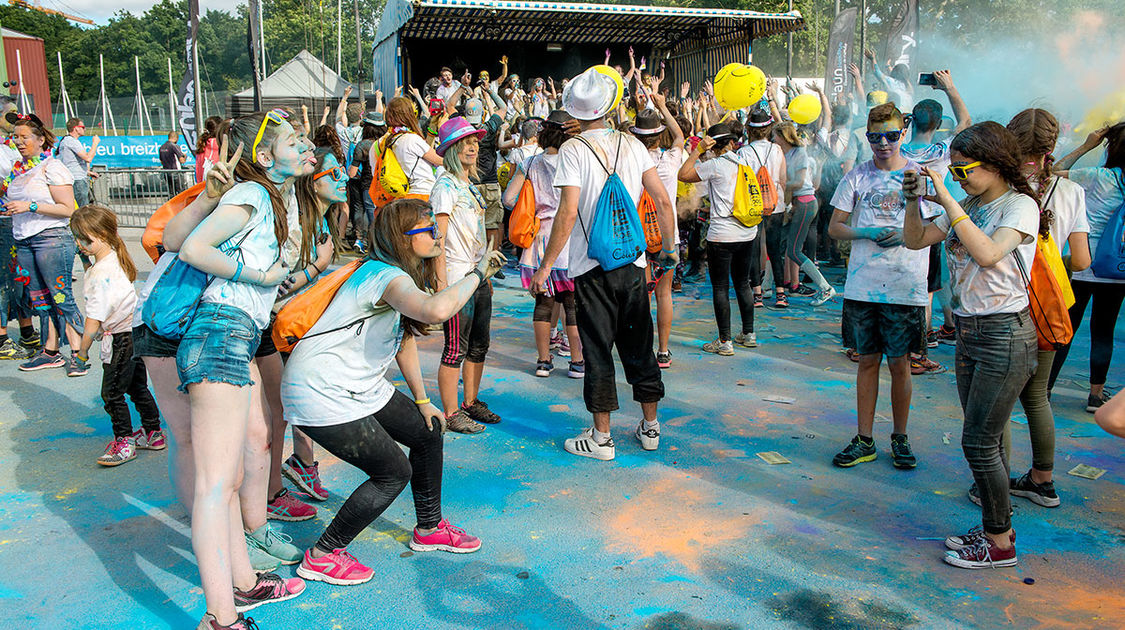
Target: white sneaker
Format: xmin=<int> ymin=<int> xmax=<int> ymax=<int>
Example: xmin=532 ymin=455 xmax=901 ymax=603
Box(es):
xmin=635 ymin=421 xmax=660 ymax=451
xmin=733 ymin=332 xmax=758 ymax=348
xmin=97 ymin=437 xmax=136 ymax=467
xmin=811 ymin=286 xmax=837 ymax=307
xmin=702 ymin=339 xmax=734 ymax=356
xmin=564 ymin=428 xmax=615 ymax=461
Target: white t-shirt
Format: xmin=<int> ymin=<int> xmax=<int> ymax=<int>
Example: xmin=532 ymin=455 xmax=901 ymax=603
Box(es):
xmin=785 ymin=146 xmax=815 ymax=197
xmin=83 ymin=251 xmax=137 ymax=363
xmin=431 ymin=172 xmax=486 ymax=280
xmin=1069 ymin=166 xmax=1125 ymax=284
xmin=0 ymin=142 xmax=18 ymax=177
xmin=382 ymin=132 xmax=436 ymax=196
xmin=281 ymin=260 xmax=409 ymax=427
xmin=901 ymin=139 xmax=952 ymax=182
xmin=518 ymin=153 xmax=571 ymax=271
xmin=648 ymin=146 xmax=683 ymax=246
xmin=1036 ymin=176 xmax=1089 ymax=248
xmin=553 ymin=128 xmax=655 ymax=277
xmin=735 ymin=140 xmax=785 ymax=211
xmin=199 ymin=182 xmax=284 ymax=329
xmin=56 ymin=135 xmax=91 ymax=179
xmin=507 ymin=144 xmax=542 ymax=167
xmin=830 ymin=159 xmax=941 ymax=306
xmin=435 ymin=81 xmax=461 ymax=105
xmin=934 ymin=191 xmax=1039 ymax=317
xmin=8 ymin=158 xmax=74 ymax=240
xmin=695 ymin=153 xmax=758 ymax=244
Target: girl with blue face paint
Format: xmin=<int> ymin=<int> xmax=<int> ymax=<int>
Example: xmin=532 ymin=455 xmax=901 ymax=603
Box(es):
xmin=259 ymin=147 xmax=347 ymax=539
xmin=173 ymin=111 xmax=316 ymax=630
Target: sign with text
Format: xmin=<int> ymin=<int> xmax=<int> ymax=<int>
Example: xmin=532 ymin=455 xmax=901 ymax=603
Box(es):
xmin=81 ymin=136 xmax=196 ymax=170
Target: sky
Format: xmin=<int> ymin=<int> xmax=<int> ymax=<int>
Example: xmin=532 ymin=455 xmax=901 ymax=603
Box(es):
xmin=42 ymin=0 xmax=233 ymax=25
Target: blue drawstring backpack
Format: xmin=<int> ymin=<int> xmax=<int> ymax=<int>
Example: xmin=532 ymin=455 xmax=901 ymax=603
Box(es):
xmin=142 ymin=230 xmax=254 ymax=340
xmin=575 ymin=134 xmax=646 ymax=271
xmin=1091 ymin=175 xmax=1125 ymax=279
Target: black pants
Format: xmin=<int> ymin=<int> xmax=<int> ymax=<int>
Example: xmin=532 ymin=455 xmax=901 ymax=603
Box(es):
xmin=816 ymin=187 xmax=843 ymax=264
xmin=1049 ymin=279 xmax=1125 ymax=389
xmin=440 ymin=281 xmax=491 ymax=367
xmin=102 ymin=331 xmax=161 ymax=438
xmin=763 ymin=213 xmax=787 ymax=288
xmin=574 ymin=265 xmax=665 ymax=413
xmin=707 ymin=239 xmax=758 ymax=340
xmin=300 ymin=391 xmax=444 ymax=552
xmin=533 ymin=290 xmax=576 ymax=326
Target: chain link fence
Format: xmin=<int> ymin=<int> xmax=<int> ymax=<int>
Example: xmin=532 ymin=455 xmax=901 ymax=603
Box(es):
xmin=89 ymin=167 xmax=195 ymax=228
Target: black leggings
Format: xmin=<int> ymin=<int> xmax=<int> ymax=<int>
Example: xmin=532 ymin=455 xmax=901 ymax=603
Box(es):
xmin=299 ymin=390 xmax=443 ymax=552
xmin=533 ymin=290 xmax=576 ymax=326
xmin=707 ymin=239 xmax=758 ymax=340
xmin=763 ymin=213 xmax=787 ymax=289
xmin=1049 ymin=279 xmax=1125 ymax=389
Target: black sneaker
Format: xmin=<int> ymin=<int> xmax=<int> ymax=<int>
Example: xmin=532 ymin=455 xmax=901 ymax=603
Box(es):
xmin=832 ymin=435 xmax=877 ymax=467
xmin=1009 ymin=470 xmax=1060 ymax=508
xmin=462 ymin=399 xmax=501 ymax=424
xmin=968 ymin=482 xmax=1014 ymax=515
xmin=1086 ymin=390 xmax=1111 ymax=413
xmin=535 ymin=358 xmax=553 ymax=377
xmin=890 ymin=433 xmax=917 ymax=469
xmin=925 ymin=329 xmax=939 ymax=348
xmin=791 ymin=283 xmax=817 ymax=297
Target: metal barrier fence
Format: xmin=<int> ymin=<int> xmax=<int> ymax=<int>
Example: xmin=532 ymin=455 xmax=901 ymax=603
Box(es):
xmin=89 ymin=168 xmax=195 ymax=228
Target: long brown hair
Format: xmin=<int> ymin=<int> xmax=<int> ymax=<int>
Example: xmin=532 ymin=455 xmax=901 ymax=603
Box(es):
xmin=294 ymin=147 xmax=343 ymax=267
xmin=951 ymin=121 xmax=1050 ymax=238
xmin=70 ymin=205 xmax=138 ymax=282
xmin=367 ymin=198 xmax=439 ymax=337
xmin=225 ymin=112 xmax=291 ymax=247
xmin=385 ymin=97 xmax=423 ymax=137
xmin=1007 ymin=108 xmax=1059 ymax=190
xmin=196 ymin=115 xmax=223 ymax=154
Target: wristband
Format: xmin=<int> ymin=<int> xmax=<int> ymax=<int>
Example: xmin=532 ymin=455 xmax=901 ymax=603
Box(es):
xmin=950 ymin=214 xmax=970 ymax=230
xmin=76 ymin=353 xmax=88 ymax=363
xmin=414 ymin=397 xmax=431 ymax=406
xmin=470 ymin=268 xmax=486 ymax=283
xmin=303 ymin=268 xmax=313 ymax=283
xmin=232 ymin=260 xmax=244 ymax=283
xmin=661 ymin=246 xmax=675 ymax=254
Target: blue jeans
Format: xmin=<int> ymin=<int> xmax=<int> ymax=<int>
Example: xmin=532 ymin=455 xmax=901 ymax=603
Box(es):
xmin=16 ymin=226 xmax=82 ymax=341
xmin=175 ymin=302 xmax=261 ymax=392
xmin=0 ymin=216 xmax=32 ymax=326
xmin=73 ymin=178 xmax=91 ymax=207
xmin=955 ymin=309 xmax=1037 ymax=535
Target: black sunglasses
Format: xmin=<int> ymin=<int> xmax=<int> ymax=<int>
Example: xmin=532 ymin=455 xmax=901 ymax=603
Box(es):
xmin=866 ymin=130 xmax=904 ymax=144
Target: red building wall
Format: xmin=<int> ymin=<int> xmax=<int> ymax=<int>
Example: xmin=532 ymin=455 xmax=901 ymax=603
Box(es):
xmin=3 ymin=34 xmax=51 ymax=124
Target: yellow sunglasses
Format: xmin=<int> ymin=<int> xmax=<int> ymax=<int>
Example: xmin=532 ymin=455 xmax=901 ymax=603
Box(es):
xmin=949 ymin=161 xmax=982 ymax=181
xmin=251 ymin=109 xmax=290 ymax=163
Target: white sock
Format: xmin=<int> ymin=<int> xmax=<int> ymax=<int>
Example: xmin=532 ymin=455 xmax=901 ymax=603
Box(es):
xmin=642 ymin=418 xmax=659 ymax=431
xmin=800 ymin=259 xmax=831 ymax=291
xmin=591 ymin=428 xmax=611 ymax=444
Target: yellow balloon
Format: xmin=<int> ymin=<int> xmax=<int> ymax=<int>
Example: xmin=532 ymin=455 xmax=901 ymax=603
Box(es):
xmin=788 ymin=93 xmax=822 ymax=125
xmin=591 ymin=64 xmax=625 ymax=113
xmin=713 ymin=63 xmax=766 ymax=111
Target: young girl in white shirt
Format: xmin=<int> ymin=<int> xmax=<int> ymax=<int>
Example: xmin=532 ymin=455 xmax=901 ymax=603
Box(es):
xmin=71 ymin=205 xmax=163 ymax=467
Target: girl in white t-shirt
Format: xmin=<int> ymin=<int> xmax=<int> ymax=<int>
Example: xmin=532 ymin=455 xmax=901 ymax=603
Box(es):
xmin=71 ymin=205 xmax=163 ymax=468
xmin=998 ymin=108 xmax=1092 ymax=507
xmin=377 ymin=98 xmax=443 ymax=200
xmin=903 ymin=121 xmax=1042 ymax=571
xmin=174 ymin=111 xmax=309 ymax=629
xmin=1048 ymin=121 xmax=1125 ymax=414
xmin=630 ymin=93 xmax=684 ymax=366
xmin=284 ymin=198 xmax=505 ymax=587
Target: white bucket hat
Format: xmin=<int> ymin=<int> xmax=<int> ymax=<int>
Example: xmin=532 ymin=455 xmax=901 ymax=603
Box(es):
xmin=562 ymin=66 xmax=622 ymax=121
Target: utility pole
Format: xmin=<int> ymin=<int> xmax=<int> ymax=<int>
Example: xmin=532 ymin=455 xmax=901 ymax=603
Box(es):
xmin=860 ymin=0 xmax=867 ymax=71
xmin=786 ymin=0 xmax=793 ymax=78
xmin=336 ymin=0 xmax=343 ymax=74
xmin=354 ymin=0 xmax=365 ymax=107
xmin=167 ymin=58 xmax=176 ymax=132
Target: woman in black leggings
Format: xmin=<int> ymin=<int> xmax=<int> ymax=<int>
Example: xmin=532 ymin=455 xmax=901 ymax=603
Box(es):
xmin=281 ymin=198 xmax=506 ymax=586
xmin=1048 ymin=122 xmax=1125 ymax=412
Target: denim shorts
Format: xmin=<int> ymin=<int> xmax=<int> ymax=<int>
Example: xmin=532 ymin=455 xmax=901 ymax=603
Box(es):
xmin=132 ymin=324 xmax=180 ymax=359
xmin=176 ymin=302 xmax=261 ymax=393
xmin=842 ymin=298 xmax=925 ymax=358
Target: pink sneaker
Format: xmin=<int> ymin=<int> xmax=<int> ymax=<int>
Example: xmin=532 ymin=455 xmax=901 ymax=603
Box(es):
xmin=282 ymin=454 xmax=329 ymax=501
xmin=409 ymin=519 xmax=482 ymax=553
xmin=233 ymin=571 xmax=305 ymax=612
xmin=131 ymin=428 xmax=167 ymax=451
xmin=266 ymin=488 xmax=316 ymax=521
xmin=296 ymin=548 xmax=374 ymax=586
xmin=97 ymin=437 xmax=136 ymax=467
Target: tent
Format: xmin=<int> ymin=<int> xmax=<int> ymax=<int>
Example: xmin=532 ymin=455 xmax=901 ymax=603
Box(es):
xmin=228 ymin=49 xmax=354 ymax=119
xmin=372 ymin=0 xmax=805 ymax=95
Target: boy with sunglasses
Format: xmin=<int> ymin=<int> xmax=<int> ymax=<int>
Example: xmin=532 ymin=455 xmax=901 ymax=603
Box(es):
xmin=827 ymin=102 xmax=942 ymax=470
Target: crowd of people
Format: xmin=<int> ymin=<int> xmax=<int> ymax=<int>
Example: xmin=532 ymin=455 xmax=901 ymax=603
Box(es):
xmin=0 ymin=44 xmax=1123 ymax=628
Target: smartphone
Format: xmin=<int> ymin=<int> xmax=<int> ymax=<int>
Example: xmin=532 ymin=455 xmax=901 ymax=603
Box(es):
xmin=918 ymin=73 xmax=937 ymax=87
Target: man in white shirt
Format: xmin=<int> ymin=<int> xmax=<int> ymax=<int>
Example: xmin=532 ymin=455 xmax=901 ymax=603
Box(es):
xmin=56 ymin=118 xmax=100 ymax=207
xmin=530 ymin=66 xmax=678 ymax=461
xmin=435 ymin=67 xmax=461 ymax=107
